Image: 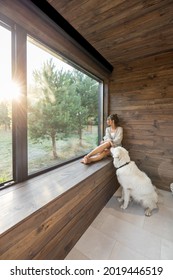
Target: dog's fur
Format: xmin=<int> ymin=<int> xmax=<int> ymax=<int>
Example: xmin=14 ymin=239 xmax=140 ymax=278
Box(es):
xmin=111 ymin=147 xmax=158 ymax=216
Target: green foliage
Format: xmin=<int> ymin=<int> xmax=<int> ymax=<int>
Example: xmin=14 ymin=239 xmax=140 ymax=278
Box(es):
xmin=71 ymin=70 xmax=99 ymax=121
xmin=0 ymin=102 xmax=11 ymax=130
xmin=0 ymin=173 xmax=9 ymax=183
xmin=28 ymin=59 xmax=99 ymax=158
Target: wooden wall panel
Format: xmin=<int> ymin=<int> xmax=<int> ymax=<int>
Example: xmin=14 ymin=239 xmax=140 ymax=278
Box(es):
xmin=0 ymin=161 xmax=118 ymax=260
xmin=109 ymin=51 xmax=173 ymax=191
xmin=48 ymin=0 xmax=173 ymax=65
xmin=0 ymin=0 xmax=110 ymax=80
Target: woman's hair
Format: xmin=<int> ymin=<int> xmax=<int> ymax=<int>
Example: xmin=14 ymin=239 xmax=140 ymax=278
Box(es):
xmin=107 ymin=114 xmax=120 ymax=125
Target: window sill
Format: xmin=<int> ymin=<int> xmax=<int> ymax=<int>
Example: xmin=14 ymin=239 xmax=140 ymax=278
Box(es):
xmin=0 ymin=157 xmax=114 ymax=235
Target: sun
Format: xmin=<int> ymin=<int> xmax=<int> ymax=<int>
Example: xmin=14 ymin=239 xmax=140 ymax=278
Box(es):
xmin=0 ymin=80 xmax=21 ymax=102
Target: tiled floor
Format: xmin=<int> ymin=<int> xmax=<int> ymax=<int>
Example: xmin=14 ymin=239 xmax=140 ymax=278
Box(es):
xmin=65 ymin=188 xmax=173 ymax=260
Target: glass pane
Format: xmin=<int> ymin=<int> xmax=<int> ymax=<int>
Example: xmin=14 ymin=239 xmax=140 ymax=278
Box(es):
xmin=27 ymin=38 xmax=101 ymax=174
xmin=0 ymin=25 xmax=13 ymax=185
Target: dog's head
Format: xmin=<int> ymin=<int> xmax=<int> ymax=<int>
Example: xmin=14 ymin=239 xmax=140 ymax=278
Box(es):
xmin=111 ymin=146 xmax=130 ymax=169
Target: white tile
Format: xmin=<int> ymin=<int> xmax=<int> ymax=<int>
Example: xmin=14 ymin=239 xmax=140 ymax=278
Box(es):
xmin=161 ymin=238 xmax=173 ymax=259
xmin=143 ymin=205 xmax=173 ymax=242
xmin=65 ymin=188 xmax=172 ymax=260
xmin=65 ymin=247 xmax=89 ymax=260
xmin=104 ymin=194 xmax=145 ymax=228
xmin=162 ymin=190 xmax=173 ymax=209
xmin=99 ymin=214 xmax=161 ymax=259
xmin=115 ymin=186 xmax=122 ymax=196
xmin=75 ymin=226 xmax=116 ymax=260
xmin=90 ymin=211 xmax=108 ymax=230
xmin=157 ymin=189 xmax=173 ymax=207
xmin=108 ymin=241 xmax=148 ymax=260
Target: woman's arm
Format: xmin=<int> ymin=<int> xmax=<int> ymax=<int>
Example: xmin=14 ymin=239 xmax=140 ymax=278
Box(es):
xmin=111 ymin=127 xmax=123 ymax=147
xmin=103 ymin=127 xmax=111 ymax=141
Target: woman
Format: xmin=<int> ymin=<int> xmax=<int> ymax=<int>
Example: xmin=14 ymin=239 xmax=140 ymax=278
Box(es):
xmin=81 ymin=114 xmax=123 ymax=164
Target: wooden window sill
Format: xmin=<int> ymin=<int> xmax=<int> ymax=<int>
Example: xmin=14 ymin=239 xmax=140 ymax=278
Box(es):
xmin=0 ymin=157 xmax=114 ymax=235
xmin=0 ymin=157 xmax=118 ymax=259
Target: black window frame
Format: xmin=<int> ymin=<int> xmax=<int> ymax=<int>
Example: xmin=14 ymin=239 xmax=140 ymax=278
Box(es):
xmin=0 ymin=15 xmax=104 ymax=188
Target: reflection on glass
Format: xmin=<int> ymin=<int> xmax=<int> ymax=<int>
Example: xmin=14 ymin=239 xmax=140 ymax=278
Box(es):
xmin=0 ymin=25 xmax=13 ymax=184
xmin=27 ymin=37 xmax=100 ymax=174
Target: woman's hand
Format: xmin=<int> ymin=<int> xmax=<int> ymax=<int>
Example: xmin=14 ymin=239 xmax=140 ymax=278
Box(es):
xmin=110 ymin=141 xmax=114 ymax=147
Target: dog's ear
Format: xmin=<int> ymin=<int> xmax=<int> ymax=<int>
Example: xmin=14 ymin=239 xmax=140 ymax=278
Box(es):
xmin=111 ymin=148 xmax=120 ymax=159
xmin=116 ymin=151 xmax=121 ymax=160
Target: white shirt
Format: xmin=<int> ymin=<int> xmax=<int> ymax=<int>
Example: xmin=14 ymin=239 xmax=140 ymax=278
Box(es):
xmin=103 ymin=126 xmax=123 ymax=147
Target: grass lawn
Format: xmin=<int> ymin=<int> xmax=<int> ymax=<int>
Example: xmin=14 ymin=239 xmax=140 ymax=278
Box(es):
xmin=0 ymin=129 xmax=12 ymax=183
xmin=28 ymin=126 xmax=98 ymax=174
xmin=0 ymin=126 xmax=98 ymax=183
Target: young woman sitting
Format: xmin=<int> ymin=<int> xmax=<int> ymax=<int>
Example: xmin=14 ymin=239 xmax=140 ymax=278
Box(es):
xmin=81 ymin=114 xmax=123 ymax=164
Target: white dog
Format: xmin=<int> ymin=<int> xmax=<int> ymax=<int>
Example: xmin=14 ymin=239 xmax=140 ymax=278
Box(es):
xmin=111 ymin=147 xmax=158 ymax=216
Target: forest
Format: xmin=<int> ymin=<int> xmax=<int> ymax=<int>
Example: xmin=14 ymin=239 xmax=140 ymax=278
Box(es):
xmin=0 ymin=59 xmax=100 ymax=182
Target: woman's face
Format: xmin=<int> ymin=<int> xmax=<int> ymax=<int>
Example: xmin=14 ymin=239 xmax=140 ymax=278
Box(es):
xmin=107 ymin=118 xmax=112 ymax=126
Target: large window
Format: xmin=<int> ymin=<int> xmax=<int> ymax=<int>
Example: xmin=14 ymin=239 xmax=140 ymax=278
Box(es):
xmin=0 ymin=24 xmax=13 ymax=186
xmin=27 ymin=38 xmax=101 ymax=174
xmin=0 ymin=17 xmax=103 ymax=188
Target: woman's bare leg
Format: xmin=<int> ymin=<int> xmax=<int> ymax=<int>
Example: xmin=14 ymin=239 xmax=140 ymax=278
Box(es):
xmin=81 ymin=141 xmax=111 ymax=164
xmin=86 ymin=141 xmax=111 ymax=158
xmin=81 ymin=149 xmax=110 ymax=164
xmin=87 ymin=150 xmax=110 ymax=163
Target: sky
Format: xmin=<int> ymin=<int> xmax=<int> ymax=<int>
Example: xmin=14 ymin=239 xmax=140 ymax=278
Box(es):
xmin=0 ymin=26 xmax=11 ymax=86
xmin=27 ymin=39 xmax=74 ymax=84
xmin=0 ymin=24 xmax=96 ymax=101
xmin=0 ymin=25 xmax=75 ymax=101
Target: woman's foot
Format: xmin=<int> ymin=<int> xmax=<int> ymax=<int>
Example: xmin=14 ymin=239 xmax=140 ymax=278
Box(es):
xmin=81 ymin=156 xmax=91 ymax=164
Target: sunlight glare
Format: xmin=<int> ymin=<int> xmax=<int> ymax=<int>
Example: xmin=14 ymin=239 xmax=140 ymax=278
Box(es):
xmin=0 ymin=80 xmax=21 ymax=102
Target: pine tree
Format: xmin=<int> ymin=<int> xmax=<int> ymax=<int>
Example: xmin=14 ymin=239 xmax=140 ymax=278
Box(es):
xmin=28 ymin=59 xmax=74 ymax=158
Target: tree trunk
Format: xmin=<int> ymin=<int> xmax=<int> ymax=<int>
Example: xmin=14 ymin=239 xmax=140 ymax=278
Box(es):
xmin=51 ymin=133 xmax=58 ymax=159
xmin=78 ymin=126 xmax=82 ymax=146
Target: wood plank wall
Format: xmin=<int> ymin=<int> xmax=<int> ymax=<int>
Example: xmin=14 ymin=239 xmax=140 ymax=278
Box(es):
xmin=109 ymin=51 xmax=173 ymax=191
xmin=0 ymin=0 xmax=110 ymax=80
xmin=0 ymin=161 xmax=117 ymax=260
xmin=0 ymin=0 xmax=114 ymax=260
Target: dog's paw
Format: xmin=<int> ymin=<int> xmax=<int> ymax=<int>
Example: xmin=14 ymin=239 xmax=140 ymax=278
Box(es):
xmin=145 ymin=208 xmax=152 ymax=217
xmin=117 ymin=197 xmax=123 ymax=203
xmin=120 ymin=204 xmax=127 ymax=210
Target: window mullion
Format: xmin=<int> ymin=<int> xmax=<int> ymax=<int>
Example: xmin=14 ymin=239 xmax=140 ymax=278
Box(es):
xmin=12 ymin=24 xmax=27 ymax=182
